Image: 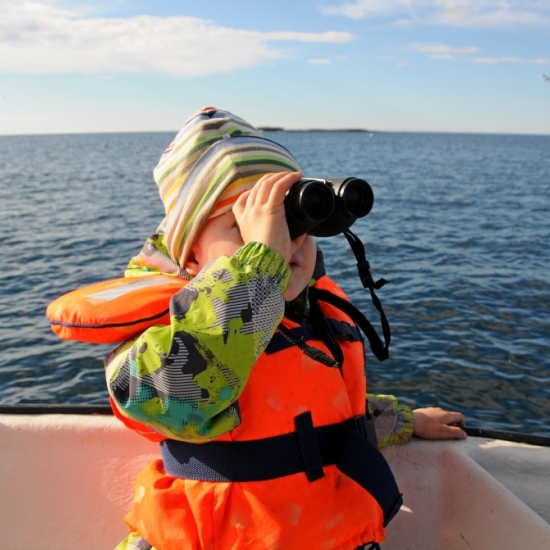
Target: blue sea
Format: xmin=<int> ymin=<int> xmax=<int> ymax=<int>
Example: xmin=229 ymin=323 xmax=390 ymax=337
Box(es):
xmin=0 ymin=130 xmax=549 ymax=435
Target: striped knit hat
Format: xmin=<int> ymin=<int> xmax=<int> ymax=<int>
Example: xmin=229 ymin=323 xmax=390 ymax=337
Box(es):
xmin=154 ymin=107 xmax=301 ymax=268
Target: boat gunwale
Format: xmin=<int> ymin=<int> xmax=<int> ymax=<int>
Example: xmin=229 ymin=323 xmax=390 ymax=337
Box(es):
xmin=1 ymin=404 xmax=549 ymax=447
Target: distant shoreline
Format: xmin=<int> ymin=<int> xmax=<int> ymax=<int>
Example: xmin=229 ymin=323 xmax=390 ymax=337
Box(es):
xmin=257 ymin=127 xmax=378 ymax=133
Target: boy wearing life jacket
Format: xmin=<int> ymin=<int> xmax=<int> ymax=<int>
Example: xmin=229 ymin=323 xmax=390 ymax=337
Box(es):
xmin=106 ymin=107 xmax=466 ymax=550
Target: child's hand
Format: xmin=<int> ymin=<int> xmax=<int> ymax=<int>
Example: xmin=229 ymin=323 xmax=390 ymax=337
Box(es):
xmin=233 ymin=171 xmax=303 ymax=263
xmin=413 ymin=407 xmax=467 ymax=440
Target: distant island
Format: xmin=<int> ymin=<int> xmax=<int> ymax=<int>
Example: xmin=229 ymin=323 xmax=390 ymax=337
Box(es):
xmin=257 ymin=127 xmax=378 ymax=133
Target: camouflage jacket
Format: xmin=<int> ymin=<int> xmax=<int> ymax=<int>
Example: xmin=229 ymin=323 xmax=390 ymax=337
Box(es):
xmin=105 ymin=241 xmax=413 ymax=449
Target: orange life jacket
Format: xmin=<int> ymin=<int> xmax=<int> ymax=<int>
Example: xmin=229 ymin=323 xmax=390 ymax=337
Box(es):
xmin=115 ymin=276 xmax=401 ymax=550
xmin=46 ymin=275 xmax=187 ymax=344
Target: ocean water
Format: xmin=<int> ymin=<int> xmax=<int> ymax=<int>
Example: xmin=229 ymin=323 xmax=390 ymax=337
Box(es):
xmin=0 ymin=130 xmax=549 ymax=435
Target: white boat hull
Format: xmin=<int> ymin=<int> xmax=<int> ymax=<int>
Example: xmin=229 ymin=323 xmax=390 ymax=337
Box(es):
xmin=1 ymin=413 xmax=549 ymax=549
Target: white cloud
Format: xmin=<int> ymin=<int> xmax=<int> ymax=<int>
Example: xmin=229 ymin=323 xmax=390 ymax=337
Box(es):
xmin=265 ymin=31 xmax=354 ymax=43
xmin=0 ymin=1 xmax=356 ymax=76
xmin=408 ymin=43 xmax=550 ymax=64
xmin=473 ymin=56 xmax=550 ymax=64
xmin=408 ymin=43 xmax=480 ymax=55
xmin=321 ymin=0 xmax=550 ymax=28
xmin=322 ymin=0 xmax=405 ymax=19
xmin=308 ymin=58 xmax=332 ymax=64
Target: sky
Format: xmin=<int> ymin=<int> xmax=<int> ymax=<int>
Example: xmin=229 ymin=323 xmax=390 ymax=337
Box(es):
xmin=1 ymin=0 xmax=550 ymax=135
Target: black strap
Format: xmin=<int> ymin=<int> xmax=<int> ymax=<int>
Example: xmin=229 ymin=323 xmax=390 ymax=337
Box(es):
xmin=279 ymin=298 xmax=345 ymax=368
xmin=276 ymin=323 xmax=341 ymax=368
xmin=307 ymin=292 xmax=346 ymax=367
xmin=310 ymin=286 xmax=390 ymax=361
xmin=343 ymin=230 xmax=389 ymax=292
xmin=332 ymin=229 xmax=391 ymax=361
xmin=160 ymin=413 xmax=402 ymax=526
xmin=265 ymin=322 xmax=361 ymax=355
xmin=294 ymin=412 xmax=325 ymax=481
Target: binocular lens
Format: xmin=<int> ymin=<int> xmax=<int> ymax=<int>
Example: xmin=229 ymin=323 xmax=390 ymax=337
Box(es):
xmin=340 ymin=180 xmax=374 ymax=218
xmin=301 ymin=185 xmax=334 ymax=221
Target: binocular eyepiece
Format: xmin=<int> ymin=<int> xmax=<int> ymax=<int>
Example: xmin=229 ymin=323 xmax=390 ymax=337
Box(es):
xmin=284 ymin=177 xmax=374 ymax=240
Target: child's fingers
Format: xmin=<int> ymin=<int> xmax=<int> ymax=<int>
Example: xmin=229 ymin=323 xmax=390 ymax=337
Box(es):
xmin=233 ymin=190 xmax=250 ymax=211
xmin=445 ymin=412 xmax=465 ymax=428
xmin=245 ymin=172 xmax=279 ymax=205
xmin=450 ymin=426 xmax=468 ymax=439
xmin=413 ymin=407 xmax=467 ymax=441
xmin=250 ymin=171 xmax=301 ymax=206
xmin=267 ymin=172 xmax=302 ymax=205
xmin=433 ymin=409 xmax=465 ymax=428
xmin=232 ymin=190 xmax=250 ymax=221
xmin=430 ymin=423 xmax=467 ymax=441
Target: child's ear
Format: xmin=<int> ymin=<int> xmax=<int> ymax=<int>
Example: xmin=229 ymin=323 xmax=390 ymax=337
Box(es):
xmin=184 ymin=251 xmax=200 ymax=277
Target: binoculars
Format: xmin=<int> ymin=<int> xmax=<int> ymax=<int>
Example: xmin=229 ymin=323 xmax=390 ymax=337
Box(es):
xmin=284 ymin=177 xmax=374 ymax=240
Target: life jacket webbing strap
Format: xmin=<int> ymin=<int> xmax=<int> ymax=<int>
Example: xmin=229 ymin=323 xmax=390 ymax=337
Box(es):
xmin=277 ymin=323 xmax=340 ymax=368
xmin=160 ymin=412 xmax=402 ymax=526
xmin=265 ymin=322 xmax=362 ymax=355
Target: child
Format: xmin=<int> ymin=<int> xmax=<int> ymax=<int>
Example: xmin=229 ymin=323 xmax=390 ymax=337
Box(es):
xmin=106 ymin=107 xmax=466 ymax=550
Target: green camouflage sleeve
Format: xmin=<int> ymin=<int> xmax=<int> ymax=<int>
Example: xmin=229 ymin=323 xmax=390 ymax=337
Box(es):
xmin=367 ymin=393 xmax=414 ymax=450
xmin=105 ymin=242 xmax=290 ymax=442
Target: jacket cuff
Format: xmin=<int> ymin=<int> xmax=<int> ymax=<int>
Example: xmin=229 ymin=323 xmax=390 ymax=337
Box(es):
xmin=367 ymin=393 xmax=415 ymax=450
xmin=395 ymin=403 xmax=414 ymax=444
xmin=235 ymin=242 xmax=291 ymax=294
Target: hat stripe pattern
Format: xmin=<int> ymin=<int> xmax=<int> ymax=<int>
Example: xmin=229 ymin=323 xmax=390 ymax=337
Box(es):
xmin=152 ymin=108 xmax=301 ymax=269
xmin=155 ymin=112 xmax=260 ymax=218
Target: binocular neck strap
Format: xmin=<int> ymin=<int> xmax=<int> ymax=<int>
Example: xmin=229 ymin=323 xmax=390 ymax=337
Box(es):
xmin=340 ymin=229 xmax=391 ymax=361
xmin=343 ymin=230 xmax=389 ymax=292
xmin=310 ymin=286 xmax=390 ymax=362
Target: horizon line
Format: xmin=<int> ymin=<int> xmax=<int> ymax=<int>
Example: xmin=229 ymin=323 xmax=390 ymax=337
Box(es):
xmin=1 ymin=128 xmax=549 ymax=138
